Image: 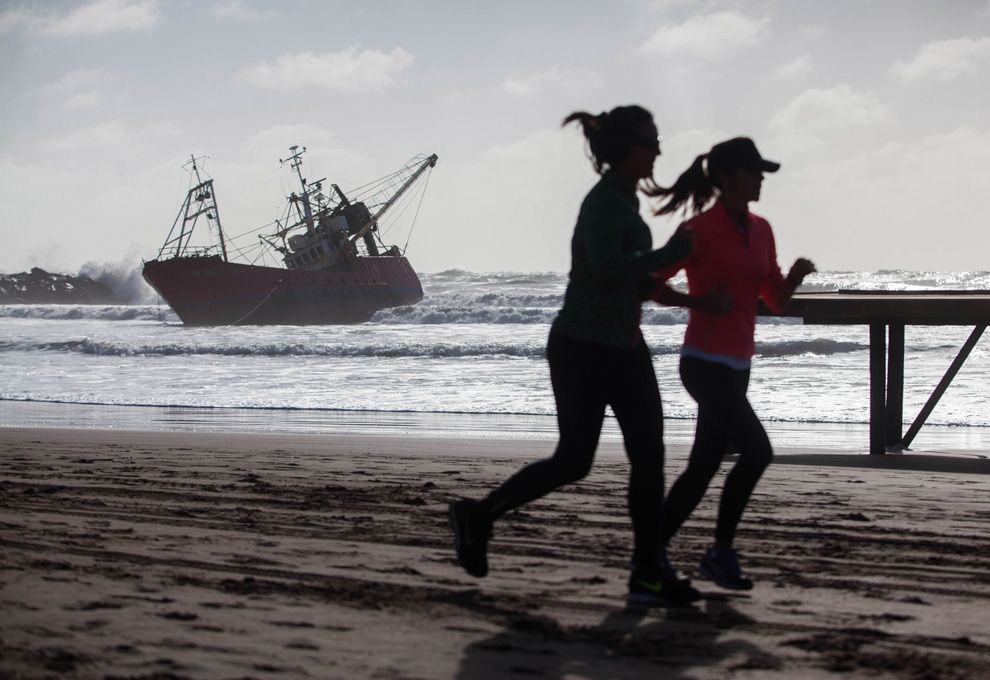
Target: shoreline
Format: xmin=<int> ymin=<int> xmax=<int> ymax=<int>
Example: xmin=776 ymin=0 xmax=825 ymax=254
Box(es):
xmin=3 ymin=398 xmax=990 ymax=455
xmin=1 ymin=426 xmax=988 ymax=679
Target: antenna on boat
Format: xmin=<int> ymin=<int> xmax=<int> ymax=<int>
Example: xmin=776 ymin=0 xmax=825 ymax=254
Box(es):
xmin=184 ymin=154 xmax=208 ymax=186
xmin=280 ymin=145 xmax=315 ymax=232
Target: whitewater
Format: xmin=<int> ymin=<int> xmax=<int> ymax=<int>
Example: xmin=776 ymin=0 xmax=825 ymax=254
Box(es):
xmin=1 ymin=269 xmax=988 ymax=448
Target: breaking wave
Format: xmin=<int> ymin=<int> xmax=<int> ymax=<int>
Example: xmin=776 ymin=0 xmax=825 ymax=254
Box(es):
xmin=0 ymin=305 xmax=175 ymax=322
xmin=0 ymin=336 xmax=884 ymax=359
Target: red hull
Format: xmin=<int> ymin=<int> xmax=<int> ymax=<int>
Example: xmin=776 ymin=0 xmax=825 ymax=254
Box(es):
xmin=142 ymin=256 xmax=423 ymax=325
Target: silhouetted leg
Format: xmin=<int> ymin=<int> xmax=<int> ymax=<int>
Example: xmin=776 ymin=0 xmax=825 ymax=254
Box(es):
xmin=481 ymin=333 xmax=606 ymax=520
xmin=661 ymin=357 xmax=731 ymax=544
xmin=609 ymin=342 xmax=665 ymax=570
xmin=714 ymin=374 xmax=772 ymax=545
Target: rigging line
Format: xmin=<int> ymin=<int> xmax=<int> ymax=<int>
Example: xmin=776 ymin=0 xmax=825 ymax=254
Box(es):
xmin=227 ymin=219 xmax=281 ymax=240
xmin=348 ymin=170 xmax=403 ymax=195
xmin=403 ymin=169 xmax=432 ymax=254
xmin=347 ymin=157 xmax=423 ymax=195
xmin=224 ymin=278 xmax=283 ymax=327
xmin=377 ymin=177 xmax=424 ymax=237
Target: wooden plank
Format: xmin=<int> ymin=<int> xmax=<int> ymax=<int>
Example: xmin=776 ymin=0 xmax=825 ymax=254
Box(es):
xmin=776 ymin=291 xmax=990 ymax=325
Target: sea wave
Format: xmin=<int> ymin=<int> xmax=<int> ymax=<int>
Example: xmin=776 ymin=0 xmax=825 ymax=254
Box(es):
xmin=754 ymin=339 xmax=866 ymax=357
xmin=2 ymin=396 xmax=987 ymax=428
xmin=0 ymin=336 xmax=882 ymax=359
xmin=0 ymin=338 xmax=550 ymax=359
xmin=0 ymin=304 xmax=175 ymax=322
xmin=372 ymin=303 xmax=689 ymax=325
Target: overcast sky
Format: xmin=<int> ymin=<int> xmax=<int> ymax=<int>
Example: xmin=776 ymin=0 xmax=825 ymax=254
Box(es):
xmin=2 ymin=0 xmax=989 ymax=277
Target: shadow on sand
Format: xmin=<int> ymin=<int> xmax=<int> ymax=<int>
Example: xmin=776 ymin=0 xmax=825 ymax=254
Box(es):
xmin=444 ymin=589 xmax=778 ymax=679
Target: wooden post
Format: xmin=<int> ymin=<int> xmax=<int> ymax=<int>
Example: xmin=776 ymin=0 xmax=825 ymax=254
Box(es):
xmin=869 ymin=323 xmax=886 ymax=455
xmin=886 ymin=324 xmax=905 ymax=450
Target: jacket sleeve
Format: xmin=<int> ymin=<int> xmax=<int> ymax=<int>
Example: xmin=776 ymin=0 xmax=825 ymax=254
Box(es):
xmin=583 ymin=195 xmax=691 ymax=284
xmin=646 ymin=221 xmax=693 ymax=301
xmin=759 ymin=225 xmax=792 ymax=313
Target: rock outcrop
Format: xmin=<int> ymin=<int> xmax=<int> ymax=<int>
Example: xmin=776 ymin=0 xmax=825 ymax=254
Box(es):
xmin=0 ymin=268 xmax=120 ymax=304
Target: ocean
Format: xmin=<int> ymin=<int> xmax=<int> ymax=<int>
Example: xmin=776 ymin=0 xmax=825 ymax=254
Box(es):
xmin=1 ymin=269 xmax=988 ymax=452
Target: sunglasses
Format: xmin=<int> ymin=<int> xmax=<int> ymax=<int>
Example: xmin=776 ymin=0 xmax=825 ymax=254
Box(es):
xmin=635 ymin=135 xmax=663 ymax=152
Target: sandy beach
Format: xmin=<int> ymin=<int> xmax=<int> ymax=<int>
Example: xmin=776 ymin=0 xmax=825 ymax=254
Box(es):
xmin=1 ymin=426 xmax=989 ymax=679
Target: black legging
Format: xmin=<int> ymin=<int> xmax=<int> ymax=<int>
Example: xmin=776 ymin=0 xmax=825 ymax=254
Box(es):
xmin=661 ymin=356 xmax=773 ymax=545
xmin=480 ymin=331 xmax=665 ymax=570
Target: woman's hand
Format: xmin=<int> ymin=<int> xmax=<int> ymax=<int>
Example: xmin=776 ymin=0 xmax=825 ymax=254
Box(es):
xmin=787 ymin=258 xmax=816 ymax=286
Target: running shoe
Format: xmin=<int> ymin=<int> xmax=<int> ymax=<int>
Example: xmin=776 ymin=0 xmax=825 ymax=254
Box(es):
xmin=698 ymin=546 xmax=753 ymax=590
xmin=628 ymin=569 xmax=702 ymax=607
xmin=449 ymin=499 xmax=491 ymax=578
xmin=657 ymin=548 xmax=692 ymax=585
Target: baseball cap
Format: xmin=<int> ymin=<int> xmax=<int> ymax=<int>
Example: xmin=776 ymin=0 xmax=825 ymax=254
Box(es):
xmin=708 ymin=137 xmax=780 ymax=175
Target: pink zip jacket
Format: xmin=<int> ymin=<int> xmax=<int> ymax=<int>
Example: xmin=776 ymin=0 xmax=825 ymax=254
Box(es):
xmin=652 ymin=199 xmax=792 ymax=359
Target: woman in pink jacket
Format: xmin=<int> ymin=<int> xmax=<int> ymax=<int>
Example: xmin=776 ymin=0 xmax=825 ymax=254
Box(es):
xmin=649 ymin=137 xmax=815 ymax=590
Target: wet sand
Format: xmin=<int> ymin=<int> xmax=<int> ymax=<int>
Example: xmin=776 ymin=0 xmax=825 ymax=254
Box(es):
xmin=1 ymin=427 xmax=989 ymax=679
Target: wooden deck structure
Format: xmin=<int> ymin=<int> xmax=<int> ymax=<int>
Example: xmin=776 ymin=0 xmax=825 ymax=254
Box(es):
xmin=775 ymin=291 xmax=990 ymax=455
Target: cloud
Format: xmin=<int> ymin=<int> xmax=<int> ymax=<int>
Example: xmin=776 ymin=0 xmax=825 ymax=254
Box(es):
xmin=239 ymin=125 xmax=374 ymax=188
xmin=769 ymin=85 xmax=891 ymax=132
xmin=639 ymin=11 xmax=769 ymax=60
xmin=497 ymin=66 xmax=601 ymax=97
xmin=0 ymin=7 xmax=46 ymax=34
xmin=775 ymin=54 xmax=813 ymax=79
xmin=42 ymin=121 xmax=130 ymax=152
xmin=417 ymin=127 xmax=590 ymax=272
xmin=42 ymin=0 xmax=159 ymax=36
xmin=36 ymin=69 xmax=107 ymax=109
xmin=37 ymin=120 xmax=181 ymax=159
xmin=647 ymin=0 xmax=698 ymax=10
xmin=765 ymin=126 xmax=990 ymax=270
xmin=210 ymin=0 xmax=275 ymax=21
xmin=1 ymin=0 xmax=159 ymax=36
xmin=892 ymin=36 xmax=990 ymax=81
xmin=240 ymin=47 xmax=414 ymax=92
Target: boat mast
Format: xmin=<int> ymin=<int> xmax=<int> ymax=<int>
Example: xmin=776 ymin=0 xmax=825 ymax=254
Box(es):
xmin=188 ymin=155 xmax=228 ymax=262
xmin=156 ymin=155 xmax=228 ymax=262
xmin=280 ymin=146 xmax=315 ymax=232
xmin=348 ymin=154 xmax=438 ymax=245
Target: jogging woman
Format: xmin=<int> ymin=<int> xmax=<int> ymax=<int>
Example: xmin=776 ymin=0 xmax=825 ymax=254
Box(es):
xmin=649 ymin=137 xmax=815 ymax=590
xmin=449 ymin=105 xmax=699 ymax=606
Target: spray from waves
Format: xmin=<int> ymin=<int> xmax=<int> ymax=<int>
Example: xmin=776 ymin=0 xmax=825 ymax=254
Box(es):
xmin=0 ymin=304 xmax=174 ymax=322
xmin=79 ymin=256 xmax=157 ymax=304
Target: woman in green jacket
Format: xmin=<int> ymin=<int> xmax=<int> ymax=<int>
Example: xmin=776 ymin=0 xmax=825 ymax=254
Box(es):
xmin=449 ymin=105 xmax=698 ymax=606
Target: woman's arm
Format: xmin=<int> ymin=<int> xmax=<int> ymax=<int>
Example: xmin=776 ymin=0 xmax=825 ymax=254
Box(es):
xmin=764 ymin=257 xmax=816 ymax=311
xmin=652 ymin=282 xmax=732 ymax=314
xmin=584 ymin=199 xmax=693 ymax=283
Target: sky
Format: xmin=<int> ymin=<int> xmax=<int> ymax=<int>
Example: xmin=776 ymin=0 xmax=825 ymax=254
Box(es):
xmin=2 ymin=0 xmax=989 ymax=278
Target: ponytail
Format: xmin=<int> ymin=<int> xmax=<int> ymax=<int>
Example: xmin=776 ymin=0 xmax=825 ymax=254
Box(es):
xmin=563 ymin=105 xmax=654 ymax=175
xmin=645 ymin=153 xmax=716 ymax=217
